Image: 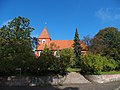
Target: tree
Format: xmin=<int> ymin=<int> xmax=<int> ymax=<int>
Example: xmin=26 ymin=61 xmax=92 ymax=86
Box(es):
xmin=0 ymin=16 xmax=34 ymax=75
xmin=73 ymin=28 xmax=82 ymax=67
xmin=37 ymin=45 xmax=54 ymax=75
xmin=32 ymin=37 xmax=38 ymax=48
xmin=60 ymin=48 xmax=75 ymax=66
xmin=82 ymin=35 xmax=91 ymax=46
xmin=37 ymin=46 xmax=72 ymax=75
xmin=90 ymin=27 xmax=120 ymax=70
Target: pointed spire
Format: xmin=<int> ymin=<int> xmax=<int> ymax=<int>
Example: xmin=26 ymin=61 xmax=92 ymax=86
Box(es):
xmin=38 ymin=27 xmax=51 ymax=39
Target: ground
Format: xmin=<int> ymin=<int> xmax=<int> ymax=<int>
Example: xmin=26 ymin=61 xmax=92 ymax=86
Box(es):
xmin=0 ymin=81 xmax=120 ymax=90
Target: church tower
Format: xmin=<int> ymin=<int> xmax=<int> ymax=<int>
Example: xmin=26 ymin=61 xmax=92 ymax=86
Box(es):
xmin=38 ymin=27 xmax=51 ymax=45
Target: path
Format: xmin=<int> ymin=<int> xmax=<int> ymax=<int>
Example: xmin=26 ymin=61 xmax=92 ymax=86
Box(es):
xmin=0 ymin=81 xmax=120 ymax=90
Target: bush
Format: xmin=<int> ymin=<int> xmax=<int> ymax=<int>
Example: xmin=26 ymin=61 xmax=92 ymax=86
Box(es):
xmin=81 ymin=54 xmax=117 ymax=74
xmin=116 ymin=60 xmax=120 ymax=70
xmin=51 ymin=56 xmax=70 ymax=74
xmin=103 ymin=58 xmax=117 ymax=71
xmin=37 ymin=48 xmax=72 ymax=75
xmin=37 ymin=47 xmax=54 ymax=75
xmin=60 ymin=48 xmax=75 ymax=66
xmin=51 ymin=49 xmax=74 ymax=74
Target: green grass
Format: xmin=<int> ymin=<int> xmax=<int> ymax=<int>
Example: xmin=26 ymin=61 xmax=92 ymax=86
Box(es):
xmin=100 ymin=71 xmax=120 ymax=75
xmin=67 ymin=67 xmax=81 ymax=72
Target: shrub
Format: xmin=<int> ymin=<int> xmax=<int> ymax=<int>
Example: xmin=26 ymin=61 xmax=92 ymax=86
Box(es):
xmin=51 ymin=57 xmax=69 ymax=74
xmin=37 ymin=46 xmax=54 ymax=75
xmin=103 ymin=58 xmax=117 ymax=71
xmin=37 ymin=48 xmax=73 ymax=75
xmin=51 ymin=49 xmax=73 ymax=74
xmin=81 ymin=54 xmax=117 ymax=75
xmin=116 ymin=60 xmax=120 ymax=70
xmin=60 ymin=48 xmax=75 ymax=66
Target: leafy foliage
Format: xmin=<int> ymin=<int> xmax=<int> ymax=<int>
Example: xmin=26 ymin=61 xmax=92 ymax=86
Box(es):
xmin=37 ymin=46 xmax=54 ymax=74
xmin=0 ymin=16 xmax=34 ymax=75
xmin=37 ymin=47 xmax=72 ymax=75
xmin=60 ymin=48 xmax=75 ymax=66
xmin=32 ymin=37 xmax=38 ymax=48
xmin=81 ymin=54 xmax=117 ymax=75
xmin=90 ymin=27 xmax=120 ymax=70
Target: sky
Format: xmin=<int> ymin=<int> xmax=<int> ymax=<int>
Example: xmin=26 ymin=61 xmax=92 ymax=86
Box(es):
xmin=0 ymin=0 xmax=120 ymax=40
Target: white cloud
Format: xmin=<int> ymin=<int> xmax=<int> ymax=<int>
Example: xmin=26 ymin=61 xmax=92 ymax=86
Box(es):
xmin=96 ymin=8 xmax=120 ymax=21
xmin=96 ymin=8 xmax=112 ymax=20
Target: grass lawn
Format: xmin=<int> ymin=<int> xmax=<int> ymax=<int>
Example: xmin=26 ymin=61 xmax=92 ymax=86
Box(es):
xmin=67 ymin=67 xmax=81 ymax=72
xmin=66 ymin=67 xmax=120 ymax=75
xmin=66 ymin=68 xmax=120 ymax=75
xmin=100 ymin=71 xmax=120 ymax=75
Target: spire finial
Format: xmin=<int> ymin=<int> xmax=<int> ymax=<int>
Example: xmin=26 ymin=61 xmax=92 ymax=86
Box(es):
xmin=45 ymin=22 xmax=47 ymax=26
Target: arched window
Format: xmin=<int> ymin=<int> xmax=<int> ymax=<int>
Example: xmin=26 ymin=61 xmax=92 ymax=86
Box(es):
xmin=42 ymin=39 xmax=46 ymax=44
xmin=39 ymin=51 xmax=41 ymax=56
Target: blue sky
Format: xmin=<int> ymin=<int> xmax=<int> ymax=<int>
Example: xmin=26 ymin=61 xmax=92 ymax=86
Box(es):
xmin=0 ymin=0 xmax=120 ymax=40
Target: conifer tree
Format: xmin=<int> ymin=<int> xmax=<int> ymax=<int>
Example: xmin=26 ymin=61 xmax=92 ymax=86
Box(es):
xmin=73 ymin=28 xmax=82 ymax=67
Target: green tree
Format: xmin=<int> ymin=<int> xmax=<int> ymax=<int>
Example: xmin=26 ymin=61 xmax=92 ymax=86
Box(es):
xmin=37 ymin=46 xmax=72 ymax=75
xmin=32 ymin=37 xmax=38 ymax=48
xmin=0 ymin=16 xmax=34 ymax=75
xmin=73 ymin=28 xmax=82 ymax=67
xmin=37 ymin=45 xmax=54 ymax=75
xmin=60 ymin=48 xmax=75 ymax=66
xmin=90 ymin=27 xmax=120 ymax=70
xmin=90 ymin=27 xmax=120 ymax=58
xmin=52 ymin=49 xmax=73 ymax=74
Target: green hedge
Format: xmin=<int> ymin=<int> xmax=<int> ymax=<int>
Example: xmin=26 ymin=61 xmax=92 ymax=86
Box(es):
xmin=81 ymin=54 xmax=117 ymax=74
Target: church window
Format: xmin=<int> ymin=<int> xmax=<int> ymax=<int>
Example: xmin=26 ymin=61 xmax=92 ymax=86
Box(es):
xmin=39 ymin=51 xmax=41 ymax=56
xmin=42 ymin=39 xmax=46 ymax=44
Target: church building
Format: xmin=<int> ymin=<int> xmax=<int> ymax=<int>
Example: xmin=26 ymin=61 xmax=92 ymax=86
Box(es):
xmin=35 ymin=27 xmax=87 ymax=57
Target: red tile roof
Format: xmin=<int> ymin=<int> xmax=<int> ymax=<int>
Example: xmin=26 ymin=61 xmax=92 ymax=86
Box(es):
xmin=36 ymin=27 xmax=88 ymax=52
xmin=38 ymin=27 xmax=51 ymax=39
xmin=36 ymin=40 xmax=87 ymax=51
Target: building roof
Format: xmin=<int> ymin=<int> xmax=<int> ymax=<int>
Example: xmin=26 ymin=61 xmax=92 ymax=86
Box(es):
xmin=38 ymin=27 xmax=51 ymax=39
xmin=36 ymin=40 xmax=87 ymax=51
xmin=36 ymin=27 xmax=88 ymax=52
